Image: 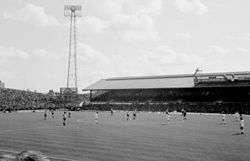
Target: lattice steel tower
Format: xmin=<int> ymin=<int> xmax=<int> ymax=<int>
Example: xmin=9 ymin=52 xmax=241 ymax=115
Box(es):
xmin=64 ymin=4 xmax=82 ymax=92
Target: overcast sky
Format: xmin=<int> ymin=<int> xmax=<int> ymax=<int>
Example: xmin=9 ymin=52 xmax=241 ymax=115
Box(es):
xmin=0 ymin=0 xmax=250 ymax=92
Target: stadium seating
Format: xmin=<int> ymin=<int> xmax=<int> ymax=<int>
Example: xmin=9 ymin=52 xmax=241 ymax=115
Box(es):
xmin=0 ymin=88 xmax=51 ymax=111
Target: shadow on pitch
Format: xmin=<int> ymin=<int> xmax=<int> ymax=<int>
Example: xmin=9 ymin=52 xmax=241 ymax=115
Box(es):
xmin=218 ymin=122 xmax=227 ymax=125
xmin=232 ymin=132 xmax=246 ymax=136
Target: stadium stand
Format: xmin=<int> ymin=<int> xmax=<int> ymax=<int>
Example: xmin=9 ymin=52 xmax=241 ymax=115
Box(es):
xmin=0 ymin=88 xmax=54 ymax=111
xmin=0 ymin=87 xmax=89 ymax=112
xmin=83 ymin=71 xmax=250 ymax=114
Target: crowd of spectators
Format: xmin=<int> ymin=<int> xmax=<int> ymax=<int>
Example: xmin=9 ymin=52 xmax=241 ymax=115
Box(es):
xmin=0 ymin=88 xmax=54 ymax=111
xmin=82 ymin=101 xmax=250 ymax=114
xmin=1 ymin=87 xmax=248 ymax=114
xmin=0 ymin=88 xmax=89 ymax=111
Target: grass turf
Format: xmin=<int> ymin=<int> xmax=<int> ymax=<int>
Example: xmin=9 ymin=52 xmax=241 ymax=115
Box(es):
xmin=0 ymin=111 xmax=249 ymax=161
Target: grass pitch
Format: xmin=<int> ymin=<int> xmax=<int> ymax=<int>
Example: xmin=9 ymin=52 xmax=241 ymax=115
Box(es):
xmin=0 ymin=111 xmax=249 ymax=161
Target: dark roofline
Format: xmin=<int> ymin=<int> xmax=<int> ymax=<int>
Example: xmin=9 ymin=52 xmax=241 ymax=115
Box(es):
xmin=105 ymin=71 xmax=250 ymax=81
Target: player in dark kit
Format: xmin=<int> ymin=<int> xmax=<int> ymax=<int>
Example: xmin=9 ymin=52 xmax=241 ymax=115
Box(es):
xmin=63 ymin=112 xmax=67 ymax=126
xmin=183 ymin=110 xmax=187 ymax=120
xmin=44 ymin=110 xmax=47 ymax=120
xmin=240 ymin=114 xmax=245 ymax=134
xmin=181 ymin=109 xmax=187 ymax=120
xmin=68 ymin=111 xmax=71 ymax=118
xmin=133 ymin=110 xmax=137 ymax=120
xmin=165 ymin=108 xmax=169 ymax=115
xmin=51 ymin=110 xmax=54 ymax=118
xmin=221 ymin=111 xmax=226 ymax=124
xmin=126 ymin=112 xmax=130 ymax=121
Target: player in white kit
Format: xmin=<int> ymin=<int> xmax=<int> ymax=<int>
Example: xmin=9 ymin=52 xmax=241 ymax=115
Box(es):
xmin=165 ymin=109 xmax=170 ymax=121
xmin=95 ymin=111 xmax=99 ymax=124
xmin=233 ymin=111 xmax=239 ymax=122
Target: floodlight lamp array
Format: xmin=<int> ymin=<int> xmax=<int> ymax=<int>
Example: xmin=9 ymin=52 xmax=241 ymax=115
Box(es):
xmin=64 ymin=5 xmax=82 ymax=17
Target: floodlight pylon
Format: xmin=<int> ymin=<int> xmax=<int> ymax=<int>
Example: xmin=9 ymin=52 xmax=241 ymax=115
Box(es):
xmin=64 ymin=5 xmax=81 ymax=93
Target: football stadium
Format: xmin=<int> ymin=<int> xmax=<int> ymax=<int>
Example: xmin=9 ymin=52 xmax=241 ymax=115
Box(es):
xmin=1 ymin=0 xmax=250 ymax=161
xmin=1 ymin=71 xmax=250 ymax=161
